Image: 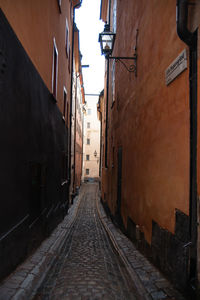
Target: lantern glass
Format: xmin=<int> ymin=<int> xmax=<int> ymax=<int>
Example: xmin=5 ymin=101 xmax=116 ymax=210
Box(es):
xmin=99 ymin=25 xmax=115 ymax=56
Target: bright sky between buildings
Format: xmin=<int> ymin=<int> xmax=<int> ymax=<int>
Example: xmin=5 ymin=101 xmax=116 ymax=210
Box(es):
xmin=75 ymin=0 xmax=105 ymax=97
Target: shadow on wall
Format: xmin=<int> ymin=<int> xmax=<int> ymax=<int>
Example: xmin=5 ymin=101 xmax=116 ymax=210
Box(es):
xmin=0 ymin=9 xmax=69 ymax=280
xmin=126 ymin=210 xmax=190 ymax=292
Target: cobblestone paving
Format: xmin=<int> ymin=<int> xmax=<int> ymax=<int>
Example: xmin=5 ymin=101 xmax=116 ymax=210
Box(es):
xmin=97 ymin=194 xmax=186 ymax=300
xmin=34 ymin=183 xmax=140 ymax=300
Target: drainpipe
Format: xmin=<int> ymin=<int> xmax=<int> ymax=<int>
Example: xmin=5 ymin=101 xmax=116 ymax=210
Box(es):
xmin=108 ymin=0 xmax=111 ymax=27
xmin=177 ymin=0 xmax=195 ymax=45
xmin=177 ymin=0 xmax=197 ymax=289
xmin=105 ymin=0 xmax=112 ymax=168
xmin=105 ymin=58 xmax=109 ymax=168
xmin=69 ymin=1 xmax=82 ymax=202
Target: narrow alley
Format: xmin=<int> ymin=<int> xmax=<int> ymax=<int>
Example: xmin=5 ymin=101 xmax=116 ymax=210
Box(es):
xmin=0 ymin=183 xmax=186 ymax=300
xmin=33 ymin=183 xmax=139 ymax=300
xmin=1 ymin=0 xmax=200 ymax=298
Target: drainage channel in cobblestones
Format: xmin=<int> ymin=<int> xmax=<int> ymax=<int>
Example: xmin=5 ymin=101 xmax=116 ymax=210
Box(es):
xmin=32 ymin=183 xmax=141 ymax=300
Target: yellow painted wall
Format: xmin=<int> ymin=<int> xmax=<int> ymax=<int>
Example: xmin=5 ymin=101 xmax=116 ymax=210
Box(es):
xmin=0 ymin=0 xmax=72 ymax=114
xmin=104 ymin=0 xmax=191 ymax=244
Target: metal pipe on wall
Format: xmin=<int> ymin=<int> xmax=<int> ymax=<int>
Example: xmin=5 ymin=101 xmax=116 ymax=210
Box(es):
xmin=105 ymin=0 xmax=112 ymax=169
xmin=176 ymin=0 xmax=198 ymax=290
xmin=105 ymin=58 xmax=109 ymax=168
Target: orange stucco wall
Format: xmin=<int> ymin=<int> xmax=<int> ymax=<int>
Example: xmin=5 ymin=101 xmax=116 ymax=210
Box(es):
xmin=100 ymin=0 xmax=108 ymax=23
xmin=0 ymin=0 xmax=72 ymax=115
xmin=104 ymin=0 xmax=190 ymax=244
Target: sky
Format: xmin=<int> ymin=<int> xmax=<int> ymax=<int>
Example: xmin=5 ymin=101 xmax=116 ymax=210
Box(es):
xmin=75 ymin=0 xmax=105 ymax=97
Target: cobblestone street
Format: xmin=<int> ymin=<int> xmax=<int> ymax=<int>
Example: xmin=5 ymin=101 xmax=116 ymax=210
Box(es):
xmin=0 ymin=183 xmax=186 ymax=300
xmin=33 ymin=183 xmax=140 ymax=300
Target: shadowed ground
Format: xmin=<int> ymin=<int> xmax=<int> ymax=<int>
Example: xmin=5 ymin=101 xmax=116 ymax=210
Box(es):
xmin=34 ymin=183 xmax=140 ymax=300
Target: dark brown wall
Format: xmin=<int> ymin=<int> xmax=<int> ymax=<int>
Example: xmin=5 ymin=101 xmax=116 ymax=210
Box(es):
xmin=0 ymin=9 xmax=69 ymax=280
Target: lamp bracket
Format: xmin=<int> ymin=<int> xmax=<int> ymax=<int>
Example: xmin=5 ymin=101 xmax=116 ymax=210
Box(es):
xmin=108 ymin=55 xmax=137 ymax=76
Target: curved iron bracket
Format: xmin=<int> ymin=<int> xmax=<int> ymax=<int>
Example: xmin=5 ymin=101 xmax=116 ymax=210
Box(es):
xmin=108 ymin=55 xmax=137 ymax=76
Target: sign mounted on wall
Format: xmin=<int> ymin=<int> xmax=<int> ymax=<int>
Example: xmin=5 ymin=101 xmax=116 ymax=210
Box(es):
xmin=165 ymin=49 xmax=187 ymax=86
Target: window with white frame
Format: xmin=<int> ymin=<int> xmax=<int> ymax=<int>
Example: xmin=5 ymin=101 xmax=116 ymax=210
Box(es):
xmin=52 ymin=38 xmax=58 ymax=98
xmin=65 ymin=19 xmax=70 ymax=58
xmin=57 ymin=0 xmax=61 ymax=13
xmin=63 ymin=87 xmax=67 ymax=120
xmin=68 ymin=42 xmax=71 ymax=72
xmin=111 ymin=0 xmax=117 ymax=104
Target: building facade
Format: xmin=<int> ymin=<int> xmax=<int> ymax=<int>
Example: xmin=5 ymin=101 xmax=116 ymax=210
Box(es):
xmin=71 ymin=26 xmax=85 ymax=197
xmin=0 ymin=0 xmax=83 ymax=280
xmin=99 ymin=0 xmax=200 ymax=293
xmin=82 ymin=96 xmax=100 ymax=181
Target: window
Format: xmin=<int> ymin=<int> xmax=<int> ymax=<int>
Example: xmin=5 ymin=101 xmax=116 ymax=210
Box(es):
xmin=70 ymin=0 xmax=73 ymax=17
xmin=87 ymin=108 xmax=91 ymax=115
xmin=63 ymin=87 xmax=67 ymax=120
xmin=68 ymin=42 xmax=71 ymax=72
xmin=112 ymin=0 xmax=117 ymax=32
xmin=111 ymin=0 xmax=117 ymax=105
xmin=52 ymin=38 xmax=58 ymax=98
xmin=57 ymin=0 xmax=61 ymax=13
xmin=87 ymin=122 xmax=90 ymax=128
xmin=86 ymin=155 xmax=90 ymax=161
xmin=86 ymin=169 xmax=89 ymax=175
xmin=65 ymin=19 xmax=69 ymax=58
xmin=66 ymin=102 xmax=69 ymax=126
xmin=87 ymin=138 xmax=90 ymax=145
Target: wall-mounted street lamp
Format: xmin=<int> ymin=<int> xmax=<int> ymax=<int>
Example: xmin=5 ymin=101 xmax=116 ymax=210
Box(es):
xmin=98 ymin=23 xmax=138 ymax=168
xmin=94 ymin=150 xmax=99 ymax=164
xmin=94 ymin=150 xmax=97 ymax=157
xmin=99 ymin=24 xmax=137 ymax=75
xmin=99 ymin=24 xmax=116 ymax=57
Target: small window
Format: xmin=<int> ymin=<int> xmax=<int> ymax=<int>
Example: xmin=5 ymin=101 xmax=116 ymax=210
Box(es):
xmin=86 ymin=155 xmax=90 ymax=161
xmin=87 ymin=138 xmax=90 ymax=145
xmin=63 ymin=87 xmax=67 ymax=120
xmin=86 ymin=169 xmax=89 ymax=175
xmin=65 ymin=19 xmax=69 ymax=58
xmin=87 ymin=108 xmax=91 ymax=115
xmin=57 ymin=0 xmax=61 ymax=13
xmin=68 ymin=42 xmax=71 ymax=72
xmin=52 ymin=38 xmax=58 ymax=98
xmin=87 ymin=122 xmax=90 ymax=128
